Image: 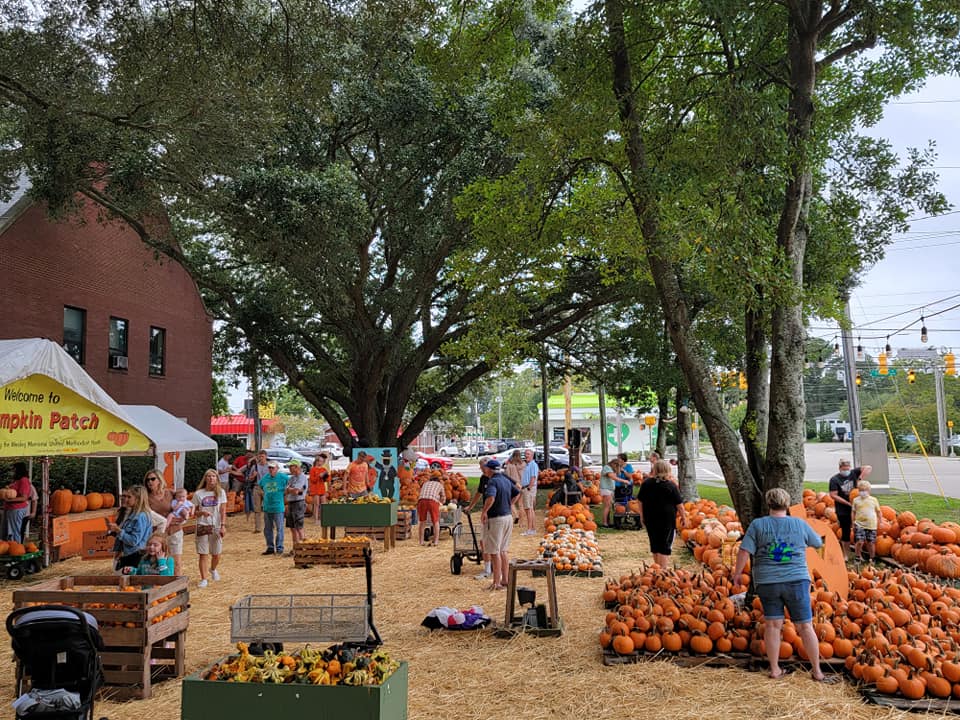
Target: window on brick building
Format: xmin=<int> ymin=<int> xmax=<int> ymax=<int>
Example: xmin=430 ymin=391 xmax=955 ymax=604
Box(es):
xmin=108 ymin=317 xmax=129 ymax=370
xmin=63 ymin=306 xmax=86 ymax=365
xmin=149 ymin=326 xmax=166 ymax=376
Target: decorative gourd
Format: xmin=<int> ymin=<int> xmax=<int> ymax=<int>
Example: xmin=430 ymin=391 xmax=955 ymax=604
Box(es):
xmin=71 ymin=494 xmax=88 ymax=513
xmin=7 ymin=542 xmax=26 ymax=557
xmin=101 ymin=493 xmax=116 ymax=509
xmin=51 ymin=489 xmax=73 ymax=516
xmin=85 ymin=492 xmax=104 ymax=511
xmin=0 ymin=541 xmax=9 ymax=555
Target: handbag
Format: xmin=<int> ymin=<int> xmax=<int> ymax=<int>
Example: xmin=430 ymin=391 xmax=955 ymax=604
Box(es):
xmin=196 ymin=524 xmax=215 ymax=537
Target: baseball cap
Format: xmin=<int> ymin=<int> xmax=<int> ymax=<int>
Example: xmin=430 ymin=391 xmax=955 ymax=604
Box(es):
xmin=484 ymin=459 xmax=501 ymax=469
xmin=287 ymin=461 xmax=302 ymax=469
xmin=267 ymin=461 xmax=280 ymax=469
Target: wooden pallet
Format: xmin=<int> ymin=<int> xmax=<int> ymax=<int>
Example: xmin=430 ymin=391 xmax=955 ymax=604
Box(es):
xmin=345 ymin=524 xmax=411 ymax=541
xmin=292 ymin=539 xmax=372 ymax=567
xmin=859 ymin=685 xmax=960 ymax=714
xmin=13 ymin=575 xmax=189 ymax=699
xmin=534 ymin=567 xmax=603 ymax=578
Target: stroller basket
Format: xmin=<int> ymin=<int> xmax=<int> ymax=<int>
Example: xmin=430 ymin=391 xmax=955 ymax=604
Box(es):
xmin=6 ymin=605 xmax=104 ymax=720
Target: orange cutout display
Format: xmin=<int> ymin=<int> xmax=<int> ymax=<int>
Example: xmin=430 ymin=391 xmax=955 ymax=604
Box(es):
xmin=790 ymin=503 xmax=848 ymax=601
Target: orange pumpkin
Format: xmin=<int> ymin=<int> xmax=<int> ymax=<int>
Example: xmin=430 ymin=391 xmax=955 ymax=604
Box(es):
xmin=24 ymin=542 xmax=38 ymax=553
xmin=85 ymin=492 xmax=104 ymax=511
xmin=101 ymin=493 xmax=116 ymax=509
xmin=51 ymin=489 xmax=73 ymax=515
xmin=71 ymin=495 xmax=88 ymax=513
xmin=7 ymin=542 xmax=26 ymax=557
xmin=0 ymin=541 xmax=9 ymax=555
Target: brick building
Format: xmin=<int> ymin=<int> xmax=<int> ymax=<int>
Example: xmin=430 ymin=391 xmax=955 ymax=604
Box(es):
xmin=0 ymin=177 xmax=213 ymax=431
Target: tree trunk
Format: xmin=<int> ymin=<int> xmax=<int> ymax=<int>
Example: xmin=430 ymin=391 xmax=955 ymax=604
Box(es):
xmin=675 ymin=388 xmax=698 ymax=502
xmin=605 ymin=0 xmax=757 ymax=525
xmin=740 ymin=306 xmax=768 ymax=521
xmin=656 ymin=393 xmax=669 ymax=456
xmin=762 ymin=5 xmax=818 ymax=504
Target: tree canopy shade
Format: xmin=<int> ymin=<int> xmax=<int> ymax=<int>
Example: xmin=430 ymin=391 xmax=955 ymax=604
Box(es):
xmin=0 ymin=0 xmax=624 ymax=448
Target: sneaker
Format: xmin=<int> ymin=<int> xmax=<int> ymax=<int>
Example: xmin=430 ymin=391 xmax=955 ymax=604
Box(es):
xmin=474 ymin=571 xmax=492 ymax=580
xmin=198 ymin=579 xmax=208 ymax=588
xmin=211 ymin=569 xmax=221 ymax=581
xmin=277 ymin=549 xmax=284 ymax=556
xmin=262 ymin=549 xmax=275 ymax=555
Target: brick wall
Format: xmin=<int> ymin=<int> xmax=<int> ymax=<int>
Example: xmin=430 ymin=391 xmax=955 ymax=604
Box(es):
xmin=0 ymin=199 xmax=214 ymax=431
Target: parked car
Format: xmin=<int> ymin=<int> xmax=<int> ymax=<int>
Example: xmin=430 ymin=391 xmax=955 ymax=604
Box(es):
xmin=321 ymin=443 xmax=344 ymax=459
xmin=438 ymin=444 xmax=466 ymax=457
xmin=264 ymin=447 xmax=314 ymax=468
xmin=416 ymin=451 xmax=454 ymax=471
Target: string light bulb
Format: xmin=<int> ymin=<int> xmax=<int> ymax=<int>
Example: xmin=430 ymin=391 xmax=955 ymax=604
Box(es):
xmin=885 ymin=337 xmax=891 ymax=354
xmin=817 ymin=352 xmax=825 ymax=369
xmin=833 ymin=342 xmax=840 ymax=356
xmin=921 ymin=314 xmax=928 ymax=343
xmin=856 ymin=338 xmax=863 ymax=361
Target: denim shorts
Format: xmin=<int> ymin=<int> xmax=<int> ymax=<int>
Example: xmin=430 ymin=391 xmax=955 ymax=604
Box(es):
xmin=756 ymin=579 xmax=813 ymax=623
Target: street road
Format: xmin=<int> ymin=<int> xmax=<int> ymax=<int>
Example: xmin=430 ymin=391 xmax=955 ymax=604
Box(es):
xmin=694 ymin=441 xmax=960 ymax=501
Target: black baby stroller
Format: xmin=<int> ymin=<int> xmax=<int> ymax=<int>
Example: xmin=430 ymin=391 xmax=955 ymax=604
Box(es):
xmin=7 ymin=605 xmax=105 ymax=720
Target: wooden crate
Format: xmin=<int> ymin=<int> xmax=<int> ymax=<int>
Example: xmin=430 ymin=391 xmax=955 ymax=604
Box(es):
xmin=13 ymin=575 xmax=189 ymax=699
xmin=292 ymin=539 xmax=372 ymax=568
xmin=346 ymin=523 xmax=411 ymax=542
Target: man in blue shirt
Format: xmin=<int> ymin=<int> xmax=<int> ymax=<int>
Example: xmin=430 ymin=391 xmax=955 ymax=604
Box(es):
xmin=259 ymin=461 xmax=289 ymax=555
xmin=481 ymin=459 xmax=519 ymax=590
xmin=520 ymin=449 xmax=539 ymax=535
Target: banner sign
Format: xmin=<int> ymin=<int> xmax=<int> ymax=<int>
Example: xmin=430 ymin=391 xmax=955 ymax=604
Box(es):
xmin=0 ymin=374 xmax=151 ymax=456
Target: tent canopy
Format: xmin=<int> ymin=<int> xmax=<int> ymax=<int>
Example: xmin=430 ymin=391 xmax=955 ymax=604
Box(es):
xmin=0 ymin=338 xmax=214 ymax=458
xmin=122 ymin=405 xmax=216 ymax=455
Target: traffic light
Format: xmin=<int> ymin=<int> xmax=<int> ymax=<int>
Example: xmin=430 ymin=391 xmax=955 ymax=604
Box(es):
xmin=855 ymin=372 xmax=862 ymax=387
xmin=878 ymin=352 xmax=887 ymax=375
xmin=946 ymin=352 xmax=956 ymax=377
xmin=908 ymin=368 xmax=916 ymax=384
xmin=738 ymin=372 xmax=747 ymax=390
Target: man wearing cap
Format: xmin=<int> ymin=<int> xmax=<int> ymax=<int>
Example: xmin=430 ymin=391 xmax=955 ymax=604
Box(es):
xmin=467 ymin=459 xmax=493 ymax=580
xmin=259 ymin=461 xmax=289 ymax=555
xmin=829 ymin=458 xmax=872 ymax=559
xmin=481 ymin=459 xmax=519 ymax=590
xmin=284 ymin=461 xmax=308 ymax=549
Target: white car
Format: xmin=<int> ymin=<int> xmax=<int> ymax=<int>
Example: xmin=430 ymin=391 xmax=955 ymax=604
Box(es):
xmin=321 ymin=443 xmax=344 ymax=459
xmin=438 ymin=444 xmax=465 ymax=457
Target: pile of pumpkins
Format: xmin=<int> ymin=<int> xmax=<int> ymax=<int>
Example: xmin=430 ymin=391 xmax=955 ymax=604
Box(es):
xmin=544 ymin=502 xmax=599 ymax=533
xmin=0 ymin=540 xmax=39 ymax=557
xmin=799 ymin=489 xmax=960 ymax=580
xmin=396 ymin=470 xmax=471 ymax=508
xmin=50 ymin=489 xmax=116 ymax=515
xmin=537 ymin=526 xmax=602 ymax=573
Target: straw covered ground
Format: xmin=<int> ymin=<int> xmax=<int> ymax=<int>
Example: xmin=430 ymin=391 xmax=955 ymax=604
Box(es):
xmin=0 ymin=510 xmax=924 ymax=720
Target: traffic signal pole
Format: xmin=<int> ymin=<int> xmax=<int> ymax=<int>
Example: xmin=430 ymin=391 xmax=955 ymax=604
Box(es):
xmin=935 ymin=365 xmax=949 ymax=457
xmin=841 ymin=297 xmax=863 ymax=464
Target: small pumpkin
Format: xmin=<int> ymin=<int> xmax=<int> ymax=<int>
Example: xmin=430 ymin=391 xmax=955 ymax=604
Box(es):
xmin=71 ymin=495 xmax=88 ymax=513
xmin=101 ymin=493 xmax=116 ymax=509
xmin=0 ymin=541 xmax=9 ymax=556
xmin=7 ymin=542 xmax=26 ymax=557
xmin=24 ymin=542 xmax=38 ymax=553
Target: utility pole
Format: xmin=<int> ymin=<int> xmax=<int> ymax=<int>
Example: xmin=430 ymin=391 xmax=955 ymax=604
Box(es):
xmin=841 ymin=297 xmax=862 ymax=464
xmin=250 ymin=361 xmax=263 ymax=451
xmin=497 ymin=379 xmax=503 ymax=440
xmin=598 ymin=384 xmax=608 ymax=467
xmin=935 ymin=364 xmax=949 ymax=457
xmin=540 ymin=359 xmax=550 ymax=467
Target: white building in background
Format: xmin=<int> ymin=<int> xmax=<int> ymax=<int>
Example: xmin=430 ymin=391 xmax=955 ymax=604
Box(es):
xmin=543 ymin=393 xmax=655 ymax=458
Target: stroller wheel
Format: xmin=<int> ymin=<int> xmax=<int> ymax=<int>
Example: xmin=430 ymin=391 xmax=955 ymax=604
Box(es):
xmin=6 ymin=564 xmax=23 ymax=580
xmin=450 ymin=554 xmax=463 ymax=575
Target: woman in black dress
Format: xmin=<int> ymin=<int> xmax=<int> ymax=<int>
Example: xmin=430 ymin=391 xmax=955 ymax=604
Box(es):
xmin=637 ymin=460 xmax=686 ymax=567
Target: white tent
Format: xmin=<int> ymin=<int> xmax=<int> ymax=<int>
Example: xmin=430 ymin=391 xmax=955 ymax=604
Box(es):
xmin=0 ymin=338 xmax=217 ymax=565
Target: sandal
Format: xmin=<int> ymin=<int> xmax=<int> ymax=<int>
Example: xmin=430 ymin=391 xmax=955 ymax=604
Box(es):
xmin=812 ymin=674 xmax=840 ymax=684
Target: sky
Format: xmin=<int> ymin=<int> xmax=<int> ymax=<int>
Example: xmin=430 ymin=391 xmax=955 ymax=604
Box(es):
xmin=825 ymin=74 xmax=960 ymax=359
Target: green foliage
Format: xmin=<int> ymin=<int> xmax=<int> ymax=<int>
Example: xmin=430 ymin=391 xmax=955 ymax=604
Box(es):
xmin=212 ymin=377 xmax=231 ymax=416
xmin=818 ymin=422 xmax=835 ymax=443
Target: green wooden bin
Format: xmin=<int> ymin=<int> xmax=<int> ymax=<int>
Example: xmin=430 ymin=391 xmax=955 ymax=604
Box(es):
xmin=181 ymin=660 xmax=408 ymax=720
xmin=321 ymin=502 xmax=398 ymax=528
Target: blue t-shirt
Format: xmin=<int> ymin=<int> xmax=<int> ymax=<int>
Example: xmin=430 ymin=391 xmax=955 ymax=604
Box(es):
xmin=259 ymin=472 xmax=289 ymax=513
xmin=740 ymin=515 xmax=822 ymax=585
xmin=484 ymin=472 xmax=519 ymax=518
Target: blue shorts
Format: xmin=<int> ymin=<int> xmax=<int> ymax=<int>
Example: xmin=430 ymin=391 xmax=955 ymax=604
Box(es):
xmin=756 ymin=579 xmax=813 ymax=623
